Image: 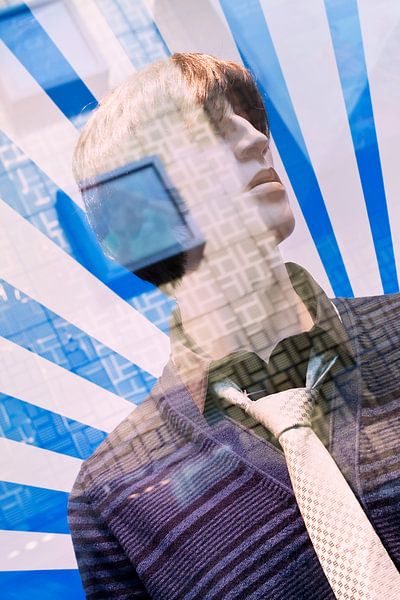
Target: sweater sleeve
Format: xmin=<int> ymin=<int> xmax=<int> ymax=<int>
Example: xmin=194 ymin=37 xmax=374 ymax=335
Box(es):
xmin=68 ymin=469 xmax=151 ymax=599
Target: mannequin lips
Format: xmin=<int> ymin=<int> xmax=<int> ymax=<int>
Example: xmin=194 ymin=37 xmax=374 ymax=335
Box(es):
xmin=245 ymin=180 xmax=287 ymax=201
xmin=245 ymin=168 xmax=281 ymax=191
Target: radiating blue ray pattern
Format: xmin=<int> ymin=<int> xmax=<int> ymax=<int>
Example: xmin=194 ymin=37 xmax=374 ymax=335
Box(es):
xmin=0 ymin=4 xmax=174 ymax=589
xmin=0 ymin=570 xmax=85 ymax=600
xmin=96 ymin=0 xmax=170 ymax=65
xmin=0 ymin=131 xmax=157 ymax=298
xmin=0 ymin=277 xmax=158 ymax=401
xmin=324 ymin=0 xmax=399 ymax=293
xmin=0 ymin=394 xmax=106 ymax=459
xmin=0 ymin=0 xmax=399 ymax=596
xmin=0 ymin=482 xmax=70 ymax=534
xmin=0 ymin=3 xmax=97 ymax=119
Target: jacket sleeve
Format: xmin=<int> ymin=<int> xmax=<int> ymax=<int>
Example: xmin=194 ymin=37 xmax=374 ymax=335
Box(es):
xmin=68 ymin=469 xmax=151 ymax=599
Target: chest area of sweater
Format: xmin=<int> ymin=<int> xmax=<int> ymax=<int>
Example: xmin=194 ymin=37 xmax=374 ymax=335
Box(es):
xmin=95 ymin=441 xmax=334 ymax=599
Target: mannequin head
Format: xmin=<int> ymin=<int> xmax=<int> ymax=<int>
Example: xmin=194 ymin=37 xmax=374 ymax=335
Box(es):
xmin=73 ymin=53 xmax=294 ymax=287
xmin=74 ymin=53 xmax=303 ymax=361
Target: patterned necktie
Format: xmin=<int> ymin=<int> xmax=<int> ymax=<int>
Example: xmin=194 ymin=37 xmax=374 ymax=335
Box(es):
xmin=214 ymin=382 xmax=400 ymax=599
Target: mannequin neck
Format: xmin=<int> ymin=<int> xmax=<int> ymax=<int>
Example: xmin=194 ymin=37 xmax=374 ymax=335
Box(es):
xmin=171 ymin=253 xmax=314 ymax=364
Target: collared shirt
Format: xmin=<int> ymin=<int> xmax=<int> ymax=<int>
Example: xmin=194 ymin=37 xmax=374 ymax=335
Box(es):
xmin=169 ymin=262 xmax=355 ymax=447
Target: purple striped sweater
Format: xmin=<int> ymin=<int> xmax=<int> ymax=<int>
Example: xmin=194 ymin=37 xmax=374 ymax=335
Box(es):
xmin=68 ymin=295 xmax=400 ymax=598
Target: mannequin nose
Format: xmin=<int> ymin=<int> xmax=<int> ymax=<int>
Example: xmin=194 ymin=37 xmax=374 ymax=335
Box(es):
xmin=233 ymin=125 xmax=269 ymax=162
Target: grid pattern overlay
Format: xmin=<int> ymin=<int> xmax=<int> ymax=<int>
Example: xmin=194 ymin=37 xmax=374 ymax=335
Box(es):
xmin=0 ymin=0 xmax=399 ymax=598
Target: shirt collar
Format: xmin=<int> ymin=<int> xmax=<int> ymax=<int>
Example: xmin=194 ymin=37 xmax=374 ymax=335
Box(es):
xmin=169 ymin=262 xmax=354 ymax=412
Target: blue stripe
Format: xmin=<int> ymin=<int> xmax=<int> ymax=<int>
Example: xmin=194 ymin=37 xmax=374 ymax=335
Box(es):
xmin=0 ymin=570 xmax=84 ymax=600
xmin=95 ymin=0 xmax=170 ymax=68
xmin=0 ymin=394 xmax=106 ymax=460
xmin=0 ymin=481 xmax=69 ymax=534
xmin=0 ymin=278 xmax=156 ymax=404
xmin=219 ymin=0 xmax=353 ymax=297
xmin=0 ymin=3 xmax=97 ymax=119
xmin=324 ymin=0 xmax=399 ymax=293
xmin=0 ymin=131 xmax=171 ymax=302
xmin=149 ymin=12 xmax=171 ymax=57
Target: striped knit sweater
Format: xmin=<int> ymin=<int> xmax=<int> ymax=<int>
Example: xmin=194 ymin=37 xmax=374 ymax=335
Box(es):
xmin=68 ymin=295 xmax=400 ymax=599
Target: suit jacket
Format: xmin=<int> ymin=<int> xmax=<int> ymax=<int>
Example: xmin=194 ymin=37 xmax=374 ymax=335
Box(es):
xmin=68 ymin=294 xmax=400 ymax=599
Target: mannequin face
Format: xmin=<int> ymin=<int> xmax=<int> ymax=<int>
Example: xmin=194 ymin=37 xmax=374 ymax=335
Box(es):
xmin=163 ymin=103 xmax=295 ymax=259
xmin=158 ymin=103 xmax=304 ymax=360
xmin=93 ymin=94 xmax=303 ymax=360
xmin=211 ymin=105 xmax=294 ymax=244
xmin=95 ymin=96 xmax=294 ymax=282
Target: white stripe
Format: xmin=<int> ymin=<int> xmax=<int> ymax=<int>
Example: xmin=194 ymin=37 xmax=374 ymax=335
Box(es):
xmin=27 ymin=0 xmax=136 ymax=96
xmin=208 ymin=0 xmax=243 ymax=58
xmin=0 ymin=438 xmax=81 ymax=492
xmin=0 ymin=531 xmax=77 ymax=571
xmin=358 ymin=0 xmax=400 ymax=281
xmin=0 ymin=200 xmax=170 ymax=377
xmin=0 ymin=41 xmax=82 ymax=209
xmin=144 ymin=0 xmax=242 ymax=60
xmin=0 ymin=336 xmax=135 ymax=432
xmin=274 ymin=140 xmax=334 ymax=296
xmin=260 ymin=0 xmax=383 ymax=296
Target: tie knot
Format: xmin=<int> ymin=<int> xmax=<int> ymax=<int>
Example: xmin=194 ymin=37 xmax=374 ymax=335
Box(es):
xmin=247 ymin=387 xmax=317 ymax=440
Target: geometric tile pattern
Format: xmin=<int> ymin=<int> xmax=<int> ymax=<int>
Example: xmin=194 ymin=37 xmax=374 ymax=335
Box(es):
xmin=1 ymin=0 xmax=400 ymax=599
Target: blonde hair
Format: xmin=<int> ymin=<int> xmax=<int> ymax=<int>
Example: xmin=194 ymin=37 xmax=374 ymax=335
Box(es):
xmin=72 ymin=53 xmax=268 ymax=184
